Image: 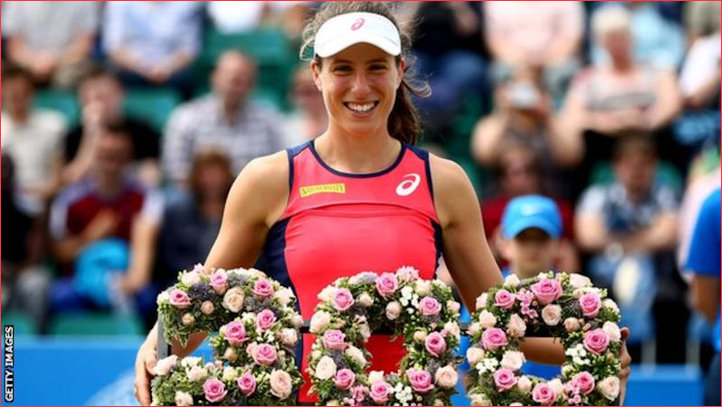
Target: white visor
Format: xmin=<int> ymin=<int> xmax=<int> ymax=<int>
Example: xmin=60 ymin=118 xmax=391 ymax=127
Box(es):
xmin=314 ymin=12 xmax=401 ymax=58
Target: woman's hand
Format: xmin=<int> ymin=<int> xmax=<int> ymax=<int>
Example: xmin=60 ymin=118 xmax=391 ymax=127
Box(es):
xmin=619 ymin=327 xmax=632 ymax=405
xmin=134 ymin=333 xmax=158 ymax=406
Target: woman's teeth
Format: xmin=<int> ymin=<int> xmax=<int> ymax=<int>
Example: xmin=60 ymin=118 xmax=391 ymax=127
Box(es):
xmin=346 ymin=102 xmax=376 ymax=112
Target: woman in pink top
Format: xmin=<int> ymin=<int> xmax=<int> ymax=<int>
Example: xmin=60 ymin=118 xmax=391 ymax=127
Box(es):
xmin=133 ymin=2 xmax=631 ymax=404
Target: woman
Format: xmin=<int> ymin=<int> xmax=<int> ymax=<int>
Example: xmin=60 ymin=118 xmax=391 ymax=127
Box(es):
xmin=134 ymin=3 xmax=630 ymax=404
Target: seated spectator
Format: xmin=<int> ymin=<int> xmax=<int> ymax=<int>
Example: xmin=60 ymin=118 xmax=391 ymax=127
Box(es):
xmin=575 ymin=135 xmax=681 ymax=359
xmin=162 ymin=50 xmax=284 ymax=187
xmin=484 ymin=1 xmax=584 ymax=100
xmin=1 ymin=65 xmax=66 ymax=213
xmin=103 ymin=1 xmax=203 ymax=98
xmin=1 ymin=154 xmax=51 ymax=333
xmin=590 ymin=2 xmax=685 ymax=70
xmin=208 ymin=1 xmax=312 ymax=40
xmin=63 ymin=67 xmax=161 ymax=187
xmin=3 ymin=1 xmax=98 ymax=88
xmin=49 ymin=122 xmax=162 ymax=323
xmin=156 ymin=150 xmax=235 ymax=289
xmin=471 ymin=65 xmax=582 ymax=191
xmin=559 ymin=5 xmax=683 ymax=190
xmin=481 ymin=144 xmax=579 ymax=275
xmin=282 ymin=65 xmax=327 ymax=147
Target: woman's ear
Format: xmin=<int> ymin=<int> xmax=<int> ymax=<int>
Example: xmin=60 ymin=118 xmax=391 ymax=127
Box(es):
xmin=311 ymin=60 xmax=323 ymax=91
xmin=397 ymin=58 xmax=405 ymax=89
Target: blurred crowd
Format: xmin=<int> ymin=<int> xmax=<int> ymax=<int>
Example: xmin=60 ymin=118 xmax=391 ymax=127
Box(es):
xmin=1 ymin=1 xmax=719 ymax=374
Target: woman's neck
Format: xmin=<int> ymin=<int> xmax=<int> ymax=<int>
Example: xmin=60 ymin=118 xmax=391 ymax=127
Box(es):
xmin=314 ymin=131 xmax=401 ymax=174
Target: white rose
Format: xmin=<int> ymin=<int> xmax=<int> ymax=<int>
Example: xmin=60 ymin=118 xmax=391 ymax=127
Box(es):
xmin=466 ymin=347 xmax=485 ymax=365
xmin=310 ymin=311 xmax=331 ymax=334
xmin=470 ymin=393 xmax=491 ymax=406
xmin=468 ymin=322 xmax=482 ymax=336
xmin=415 ymin=280 xmax=431 ymax=296
xmin=358 ymin=293 xmax=374 ymax=307
xmin=510 ymin=403 xmax=523 ymax=406
xmin=447 ymin=300 xmax=461 ymax=314
xmin=368 ymin=370 xmax=385 ymax=385
xmin=561 ymin=364 xmax=575 ymax=377
xmin=602 ymin=321 xmax=622 ymax=342
xmin=569 ymin=273 xmax=592 ymax=288
xmin=270 ymin=370 xmax=293 ymax=400
xmin=181 ymin=313 xmax=195 ymax=326
xmin=506 ymin=314 xmax=526 ymax=337
xmin=434 ymin=399 xmax=445 ymax=406
xmin=504 ymin=274 xmax=521 ymax=287
xmin=186 ymin=366 xmax=207 ymax=382
xmin=478 ymin=310 xmax=497 ymax=329
xmin=318 ymin=286 xmax=337 ymax=302
xmin=315 ymin=356 xmax=337 ymax=380
xmin=549 ymin=378 xmax=564 ymax=396
xmin=292 ymin=315 xmax=304 ymax=329
xmin=443 ymin=322 xmax=461 ymax=339
xmin=597 ymin=376 xmax=620 ymax=401
xmin=385 ymin=301 xmax=402 ymax=320
xmin=434 ymin=365 xmax=458 ymax=388
xmin=541 ymin=304 xmax=562 ymax=326
xmin=603 ymin=299 xmax=620 ymax=314
xmin=500 ymin=351 xmax=525 ymax=371
xmin=573 ymin=288 xmax=584 ymax=299
xmin=156 ymin=291 xmax=170 ymax=305
xmin=181 ymin=357 xmax=202 ymax=368
xmin=222 ymin=287 xmax=245 ymax=313
xmin=516 ymin=376 xmax=532 ymax=393
xmin=274 ymin=288 xmax=295 ymax=306
xmin=181 ymin=271 xmax=200 ymax=286
xmin=326 ymin=400 xmax=341 ymax=406
xmin=476 ymin=293 xmax=488 ymax=310
xmin=359 ymin=323 xmax=371 ymax=340
xmin=222 ymin=366 xmax=238 ymax=381
xmin=174 ymin=391 xmax=193 ymax=406
xmin=200 ymin=301 xmax=215 ymax=315
xmin=345 ymin=345 xmax=367 ymax=366
xmin=223 ymin=347 xmax=237 ymax=363
xmin=280 ymin=328 xmax=298 ymax=346
xmin=152 ymin=355 xmax=178 ymax=376
xmin=413 ymin=331 xmax=427 ymax=343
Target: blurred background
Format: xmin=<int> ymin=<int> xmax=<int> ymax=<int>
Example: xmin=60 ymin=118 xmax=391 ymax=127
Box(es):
xmin=0 ymin=1 xmax=719 ymax=405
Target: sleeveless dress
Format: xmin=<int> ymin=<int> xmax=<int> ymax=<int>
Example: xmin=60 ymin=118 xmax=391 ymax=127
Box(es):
xmin=255 ymin=140 xmax=442 ymax=402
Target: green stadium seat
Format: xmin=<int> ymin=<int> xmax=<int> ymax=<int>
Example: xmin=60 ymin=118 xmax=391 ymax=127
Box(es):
xmin=34 ymin=90 xmax=80 ymax=125
xmin=2 ymin=311 xmax=38 ymax=336
xmin=48 ymin=312 xmax=144 ymax=337
xmin=123 ymin=88 xmax=182 ymax=132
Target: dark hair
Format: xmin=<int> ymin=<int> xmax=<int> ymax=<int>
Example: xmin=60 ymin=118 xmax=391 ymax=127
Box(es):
xmin=612 ymin=133 xmax=657 ymax=162
xmin=300 ymin=1 xmax=430 ymax=145
xmin=2 ymin=64 xmax=35 ymax=88
xmin=102 ymin=119 xmax=135 ymax=156
xmin=189 ymin=150 xmax=234 ymax=202
xmin=78 ymin=65 xmax=122 ymax=90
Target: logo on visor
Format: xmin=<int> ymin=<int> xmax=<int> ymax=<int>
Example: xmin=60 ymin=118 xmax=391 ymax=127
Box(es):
xmin=351 ymin=18 xmax=365 ymax=31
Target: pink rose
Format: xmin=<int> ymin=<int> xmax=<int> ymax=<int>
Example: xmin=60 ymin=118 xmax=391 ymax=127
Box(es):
xmin=481 ymin=328 xmax=508 ymax=351
xmin=192 ymin=263 xmax=210 ymax=275
xmin=237 ymin=372 xmax=256 ymax=396
xmin=323 ymin=330 xmax=348 ymax=351
xmin=493 ymin=368 xmax=517 ymax=390
xmin=407 ymin=370 xmax=434 ymax=393
xmin=572 ymin=372 xmax=595 ymax=395
xmin=253 ymin=279 xmax=274 ymax=297
xmin=424 ymin=332 xmax=447 ymax=357
xmin=334 ymin=368 xmax=356 ymax=389
xmin=532 ymin=383 xmax=556 ymax=405
xmin=252 ymin=344 xmax=277 ymax=366
xmin=506 ymin=314 xmax=527 ymax=338
xmin=169 ymin=289 xmax=191 ymax=308
xmin=225 ymin=321 xmax=248 ymax=346
xmin=210 ymin=271 xmax=228 ymax=294
xmin=370 ymin=380 xmax=392 ymax=404
xmin=333 ymin=289 xmax=355 ymax=311
xmin=396 ymin=266 xmax=419 ymax=282
xmin=418 ymin=296 xmax=442 ymax=317
xmin=256 ymin=309 xmax=276 ymax=331
xmin=530 ymin=278 xmax=562 ymax=305
xmin=579 ymin=292 xmax=602 ymax=317
xmin=494 ymin=289 xmax=515 ymax=309
xmin=375 ymin=273 xmax=398 ymax=297
xmin=583 ymin=329 xmax=610 ymax=355
xmin=541 ymin=304 xmax=562 ymax=326
xmin=203 ymin=378 xmax=227 ymax=403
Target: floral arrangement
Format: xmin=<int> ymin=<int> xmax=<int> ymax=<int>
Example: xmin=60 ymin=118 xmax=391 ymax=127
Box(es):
xmin=151 ymin=265 xmax=304 ymax=405
xmin=466 ymin=272 xmax=623 ymax=406
xmin=307 ymin=266 xmax=463 ymax=406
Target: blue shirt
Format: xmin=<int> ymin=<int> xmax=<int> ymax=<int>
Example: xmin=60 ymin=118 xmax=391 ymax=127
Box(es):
xmin=686 ymin=188 xmax=721 ymax=352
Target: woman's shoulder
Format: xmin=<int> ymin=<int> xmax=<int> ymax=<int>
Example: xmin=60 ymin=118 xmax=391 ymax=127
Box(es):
xmin=237 ymin=150 xmax=290 ymax=189
xmin=428 ymin=153 xmax=473 ymax=191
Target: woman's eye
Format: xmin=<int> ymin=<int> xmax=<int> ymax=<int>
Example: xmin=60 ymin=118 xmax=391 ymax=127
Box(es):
xmin=333 ymin=65 xmax=352 ymax=73
xmin=370 ymin=65 xmax=387 ymax=72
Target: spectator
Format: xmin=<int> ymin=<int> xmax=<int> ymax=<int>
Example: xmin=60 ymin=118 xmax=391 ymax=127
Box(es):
xmin=282 ymin=65 xmax=327 ymax=147
xmin=481 ymin=144 xmax=579 ymax=275
xmin=484 ymin=1 xmax=584 ymax=99
xmin=575 ymin=135 xmax=680 ymax=359
xmin=162 ymin=50 xmax=284 ymax=187
xmin=49 ymin=122 xmax=162 ymax=322
xmin=63 ymin=67 xmax=161 ymax=187
xmin=471 ymin=65 xmax=582 ymax=188
xmin=208 ymin=1 xmax=312 ymax=40
xmin=1 ymin=154 xmax=51 ymax=333
xmin=559 ymin=5 xmax=682 ymax=189
xmin=3 ymin=1 xmax=98 ymax=88
xmin=590 ymin=2 xmax=685 ymax=70
xmin=685 ymin=188 xmax=721 ymax=406
xmin=683 ymin=1 xmax=720 ymax=46
xmin=156 ymin=150 xmax=235 ymax=289
xmin=1 ymin=65 xmax=66 ymax=213
xmin=103 ymin=1 xmax=203 ymax=98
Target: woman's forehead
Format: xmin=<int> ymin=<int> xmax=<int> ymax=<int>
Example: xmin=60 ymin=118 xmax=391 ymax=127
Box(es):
xmin=325 ymin=43 xmax=396 ymax=63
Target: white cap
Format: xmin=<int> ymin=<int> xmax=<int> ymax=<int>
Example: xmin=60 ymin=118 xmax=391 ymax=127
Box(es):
xmin=314 ymin=12 xmax=401 ymax=58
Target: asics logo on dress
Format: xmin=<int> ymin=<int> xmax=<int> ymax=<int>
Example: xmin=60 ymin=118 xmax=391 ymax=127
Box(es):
xmin=396 ymin=173 xmax=421 ymax=196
